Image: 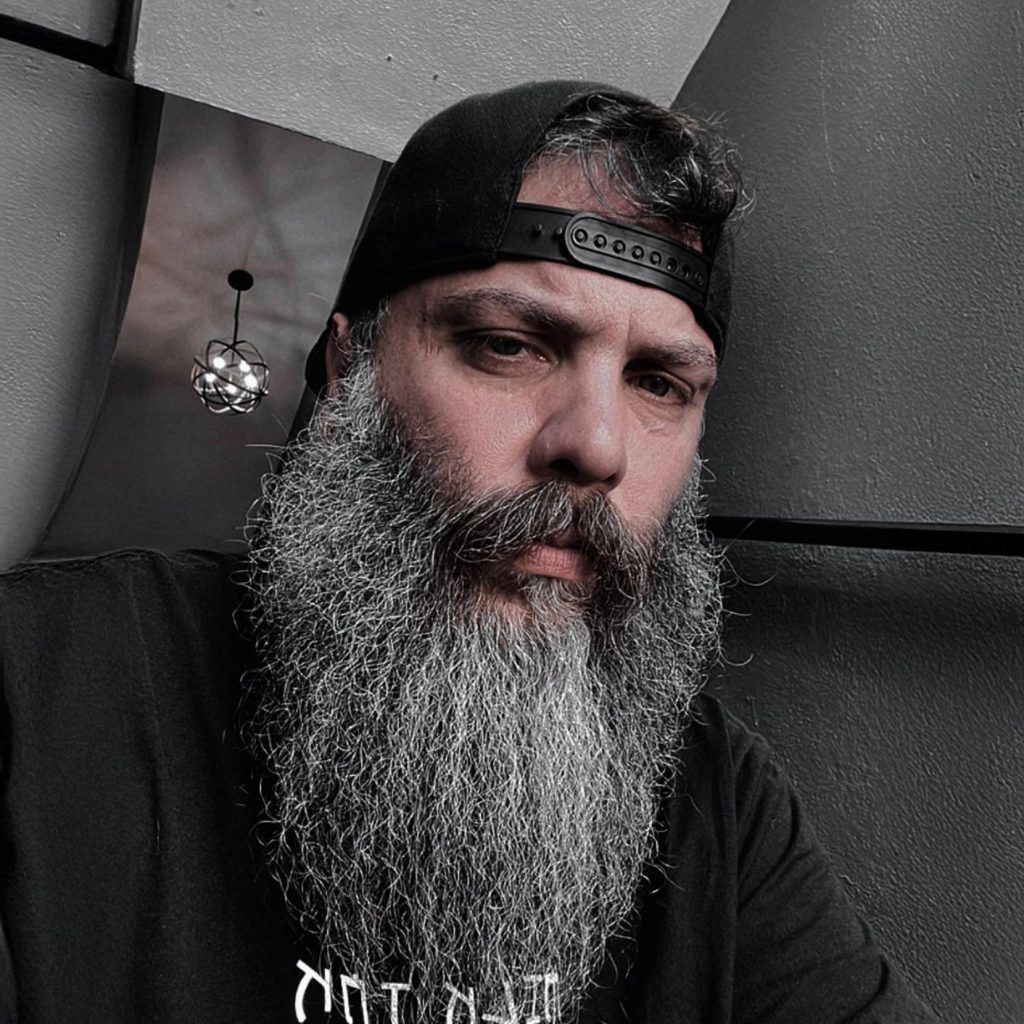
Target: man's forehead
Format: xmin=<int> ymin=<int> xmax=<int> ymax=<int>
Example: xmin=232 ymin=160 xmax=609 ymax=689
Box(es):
xmin=518 ymin=157 xmax=633 ymax=216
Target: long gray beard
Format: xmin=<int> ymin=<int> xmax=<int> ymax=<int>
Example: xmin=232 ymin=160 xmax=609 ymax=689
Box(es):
xmin=245 ymin=356 xmax=723 ymax=1021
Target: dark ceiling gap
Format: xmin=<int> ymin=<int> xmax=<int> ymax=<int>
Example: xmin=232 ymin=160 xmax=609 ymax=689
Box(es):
xmin=0 ymin=0 xmax=136 ymax=77
xmin=708 ymin=517 xmax=1024 ymax=556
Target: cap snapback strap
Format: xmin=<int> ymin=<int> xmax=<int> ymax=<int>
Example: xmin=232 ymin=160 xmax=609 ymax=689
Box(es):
xmin=498 ymin=203 xmax=713 ymax=310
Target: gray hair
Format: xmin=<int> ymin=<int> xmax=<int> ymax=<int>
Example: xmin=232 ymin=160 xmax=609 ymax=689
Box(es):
xmin=530 ymin=95 xmax=745 ymax=253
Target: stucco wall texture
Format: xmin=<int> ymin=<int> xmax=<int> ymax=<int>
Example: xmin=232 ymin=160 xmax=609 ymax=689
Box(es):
xmin=711 ymin=541 xmax=1023 ymax=1023
xmin=130 ymin=0 xmax=731 ymax=161
xmin=679 ymin=2 xmax=1024 ymax=1021
xmin=679 ymin=0 xmax=1024 ymax=525
xmin=0 ymin=38 xmax=159 ymax=569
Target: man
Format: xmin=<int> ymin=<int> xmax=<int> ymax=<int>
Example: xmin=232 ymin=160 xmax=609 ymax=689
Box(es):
xmin=0 ymin=81 xmax=935 ymax=1023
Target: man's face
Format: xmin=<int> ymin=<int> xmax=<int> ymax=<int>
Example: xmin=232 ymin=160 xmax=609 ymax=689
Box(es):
xmin=329 ymin=159 xmax=717 ymax=598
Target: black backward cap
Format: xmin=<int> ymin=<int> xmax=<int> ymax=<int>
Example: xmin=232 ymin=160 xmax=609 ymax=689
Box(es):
xmin=306 ymin=79 xmax=730 ymax=393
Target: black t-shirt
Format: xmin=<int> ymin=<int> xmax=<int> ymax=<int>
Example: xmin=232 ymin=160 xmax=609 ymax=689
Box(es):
xmin=0 ymin=550 xmax=936 ymax=1023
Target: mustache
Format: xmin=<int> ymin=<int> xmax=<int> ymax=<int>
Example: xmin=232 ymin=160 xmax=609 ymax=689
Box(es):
xmin=435 ymin=480 xmax=661 ymax=600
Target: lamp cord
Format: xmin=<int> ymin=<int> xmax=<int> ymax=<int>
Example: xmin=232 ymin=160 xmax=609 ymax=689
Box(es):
xmin=233 ymin=289 xmax=242 ymax=345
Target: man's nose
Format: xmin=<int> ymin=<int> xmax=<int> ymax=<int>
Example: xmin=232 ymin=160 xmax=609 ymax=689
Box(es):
xmin=526 ymin=373 xmax=628 ymax=492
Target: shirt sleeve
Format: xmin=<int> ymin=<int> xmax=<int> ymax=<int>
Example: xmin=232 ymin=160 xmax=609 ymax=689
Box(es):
xmin=730 ymin=722 xmax=938 ymax=1024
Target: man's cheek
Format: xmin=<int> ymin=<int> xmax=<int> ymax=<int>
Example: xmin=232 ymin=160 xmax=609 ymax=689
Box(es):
xmin=433 ymin=412 xmax=532 ymax=487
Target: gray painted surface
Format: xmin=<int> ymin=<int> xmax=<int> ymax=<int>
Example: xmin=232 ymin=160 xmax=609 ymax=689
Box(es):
xmin=712 ymin=539 xmax=1024 ymax=1024
xmin=39 ymin=95 xmax=382 ymax=557
xmin=0 ymin=38 xmax=158 ymax=570
xmin=679 ymin=5 xmax=1024 ymax=1018
xmin=0 ymin=0 xmax=119 ymax=44
xmin=677 ymin=0 xmax=1024 ymax=526
xmin=131 ymin=0 xmax=731 ymax=160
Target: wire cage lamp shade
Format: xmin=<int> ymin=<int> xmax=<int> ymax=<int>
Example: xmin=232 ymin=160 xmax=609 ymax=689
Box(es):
xmin=191 ymin=269 xmax=270 ymax=414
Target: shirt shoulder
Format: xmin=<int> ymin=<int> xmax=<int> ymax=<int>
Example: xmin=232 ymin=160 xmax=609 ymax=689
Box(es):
xmin=666 ymin=690 xmax=779 ymax=838
xmin=679 ymin=690 xmax=770 ymax=770
xmin=670 ymin=692 xmax=938 ymax=1024
xmin=0 ymin=550 xmax=299 ymax=1021
xmin=0 ymin=548 xmax=246 ymax=651
xmin=0 ymin=548 xmax=253 ymax=743
xmin=0 ymin=547 xmax=243 ymax=601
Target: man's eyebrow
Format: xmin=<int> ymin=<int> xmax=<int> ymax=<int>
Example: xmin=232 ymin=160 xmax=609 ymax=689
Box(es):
xmin=426 ymin=287 xmax=718 ymax=374
xmin=635 ymin=340 xmax=719 ymax=372
xmin=424 ymin=288 xmax=587 ymax=335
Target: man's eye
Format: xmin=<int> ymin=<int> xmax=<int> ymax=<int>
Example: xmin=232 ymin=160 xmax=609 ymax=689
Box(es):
xmin=634 ymin=373 xmax=688 ymax=402
xmin=459 ymin=334 xmax=539 ymax=363
xmin=483 ymin=336 xmax=525 ymax=357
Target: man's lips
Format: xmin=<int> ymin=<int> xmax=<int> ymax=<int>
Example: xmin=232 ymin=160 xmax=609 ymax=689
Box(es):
xmin=510 ymin=533 xmax=590 ymax=581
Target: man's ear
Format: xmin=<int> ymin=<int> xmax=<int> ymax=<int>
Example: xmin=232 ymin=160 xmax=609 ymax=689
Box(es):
xmin=326 ymin=312 xmax=353 ymax=385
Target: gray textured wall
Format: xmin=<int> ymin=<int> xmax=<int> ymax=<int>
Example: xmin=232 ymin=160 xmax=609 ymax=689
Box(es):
xmin=678 ymin=2 xmax=1024 ymax=1021
xmin=130 ymin=0 xmax=731 ymax=160
xmin=679 ymin=0 xmax=1023 ymax=525
xmin=711 ymin=541 xmax=1023 ymax=1023
xmin=0 ymin=37 xmax=159 ymax=570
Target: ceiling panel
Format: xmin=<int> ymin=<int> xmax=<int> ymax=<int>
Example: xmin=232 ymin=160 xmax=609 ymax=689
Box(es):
xmin=131 ymin=0 xmax=732 ymax=160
